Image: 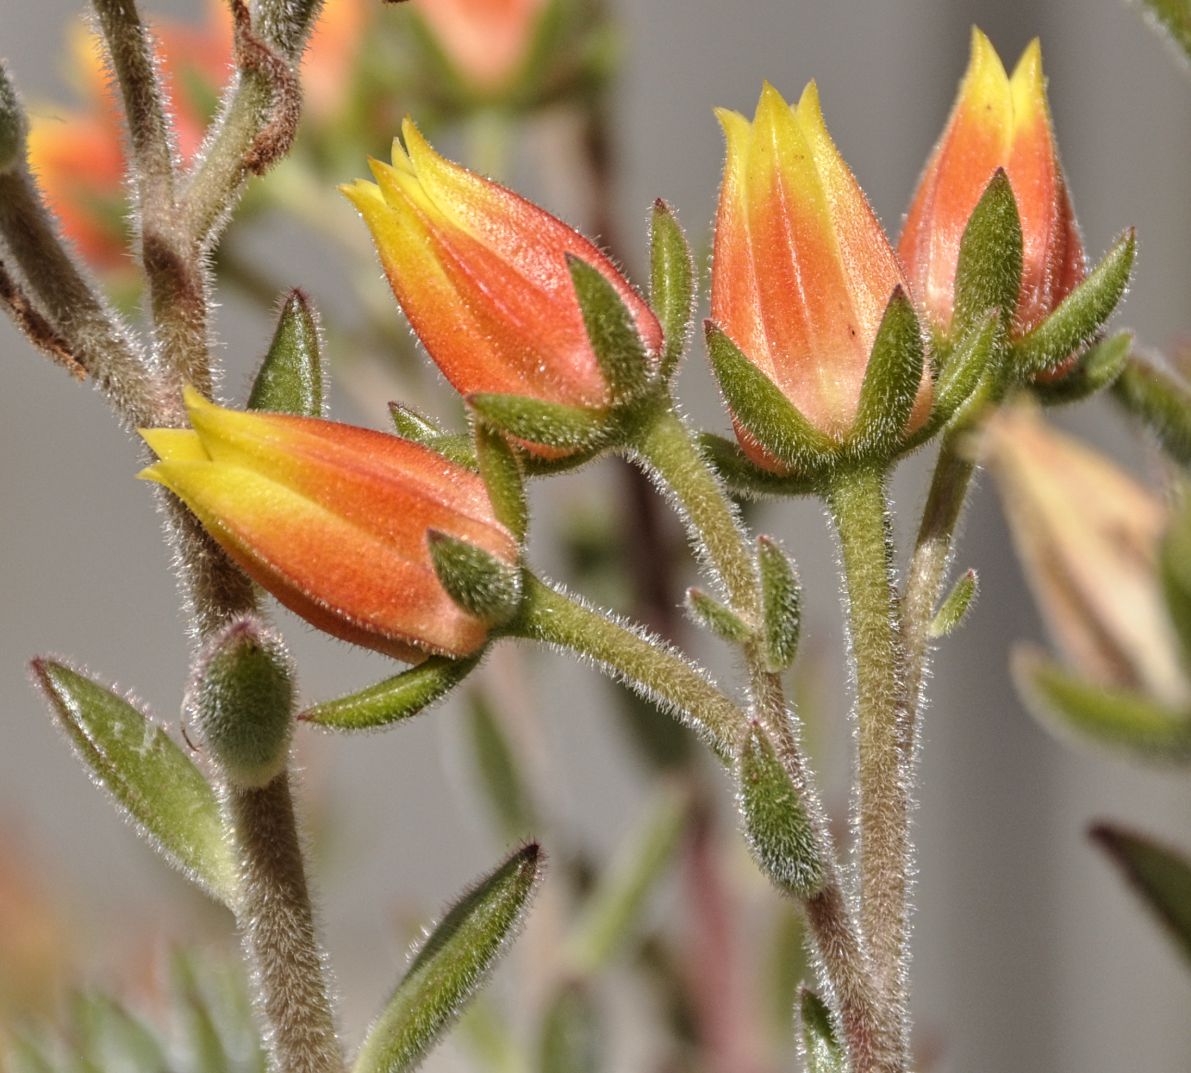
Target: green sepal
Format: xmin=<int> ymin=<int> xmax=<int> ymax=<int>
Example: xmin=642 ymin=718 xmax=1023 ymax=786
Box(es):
xmin=567 ymin=253 xmax=651 ymax=403
xmin=1033 ymin=331 xmax=1132 ymax=406
xmin=474 ymin=422 xmax=528 ymax=544
xmin=738 ymin=722 xmax=825 ymax=898
xmin=467 ymin=392 xmax=612 ymax=453
xmin=1012 ymin=647 xmax=1191 ymax=762
xmin=929 ymin=568 xmax=978 ymax=638
xmin=0 ymin=61 xmax=25 ymax=173
xmin=352 ymin=844 xmax=545 ymax=1073
xmin=31 ymin=659 xmax=237 ymax=907
xmin=389 ymin=402 xmax=445 ymax=442
xmin=538 ymin=982 xmax=601 ymax=1073
xmin=428 ymin=531 xmax=523 ymax=624
xmin=466 ymin=691 xmax=537 ymax=840
xmin=698 ymin=433 xmax=820 ymax=499
xmin=649 ymin=198 xmax=695 ymax=380
xmin=705 ymin=322 xmax=837 ymax=475
xmin=1161 ymin=493 xmax=1191 ymax=670
xmin=685 ymin=586 xmax=752 ymax=645
xmin=1014 ymin=230 xmax=1136 ymax=379
xmin=758 ymin=536 xmax=801 ymax=672
xmin=799 ymin=988 xmax=844 ymax=1073
xmin=301 ymin=656 xmax=480 ymax=731
xmin=951 ymin=169 xmax=1022 ymax=342
xmin=189 ymin=618 xmax=294 ymax=789
xmin=922 ymin=310 xmax=1002 ymax=436
xmin=247 ymin=289 xmax=325 ymax=417
xmin=848 ymin=286 xmax=925 ymax=459
xmin=1139 ymin=0 xmax=1191 ymax=61
xmin=1091 ymin=824 xmax=1191 ymax=965
xmin=1112 ymin=351 xmax=1191 ymax=467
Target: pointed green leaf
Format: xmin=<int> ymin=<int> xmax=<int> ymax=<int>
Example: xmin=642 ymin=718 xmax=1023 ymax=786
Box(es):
xmin=538 ymin=983 xmax=601 ymax=1073
xmin=72 ymin=993 xmax=167 ymax=1073
xmin=1139 ymin=0 xmax=1191 ymax=64
xmin=389 ymin=403 xmax=445 ymax=442
xmin=466 ymin=692 xmax=537 ymax=840
xmin=649 ymin=199 xmax=695 ymax=379
xmin=567 ymin=254 xmax=650 ymax=402
xmin=474 ymin=423 xmax=528 ymax=544
xmin=1112 ymin=351 xmax=1191 ymax=467
xmin=353 ymin=844 xmax=544 ymax=1073
xmin=1033 ymin=330 xmax=1132 ymax=406
xmin=301 ymin=657 xmax=480 ymax=731
xmin=1015 ymin=230 xmax=1136 ymax=378
xmin=927 ymin=311 xmax=1001 ymax=432
xmin=31 ymin=660 xmax=237 ymax=907
xmin=1012 ymin=648 xmax=1191 ymax=761
xmin=929 ymin=568 xmax=978 ymax=638
xmin=799 ymin=988 xmax=844 ymax=1073
xmin=952 ymin=169 xmax=1022 ymax=341
xmin=1161 ymin=494 xmax=1191 ymax=669
xmin=428 ymin=531 xmax=523 ymax=624
xmin=758 ymin=536 xmax=802 ymax=672
xmin=1091 ymin=824 xmax=1191 ymax=964
xmin=738 ymin=723 xmax=825 ymax=897
xmin=5 ymin=1035 xmax=57 ymax=1073
xmin=247 ymin=290 xmax=325 ymax=417
xmin=849 ymin=287 xmax=925 ymax=457
xmin=171 ymin=952 xmax=231 ymax=1073
xmin=685 ymin=586 xmax=751 ymax=645
xmin=705 ymin=323 xmax=837 ymax=474
xmin=698 ymin=432 xmax=820 ymax=499
xmin=468 ymin=392 xmax=611 ymax=452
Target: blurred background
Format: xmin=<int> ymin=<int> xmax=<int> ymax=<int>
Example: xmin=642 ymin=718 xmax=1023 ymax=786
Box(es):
xmin=1 ymin=0 xmax=1190 ymax=1070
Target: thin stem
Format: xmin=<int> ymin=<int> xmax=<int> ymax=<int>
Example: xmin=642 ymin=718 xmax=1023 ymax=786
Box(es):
xmin=226 ymin=773 xmax=343 ymax=1073
xmin=826 ymin=464 xmax=910 ymax=1049
xmin=508 ymin=573 xmax=746 ymax=760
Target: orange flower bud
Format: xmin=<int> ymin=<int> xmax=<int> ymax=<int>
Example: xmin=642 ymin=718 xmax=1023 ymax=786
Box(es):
xmin=899 ymin=29 xmax=1086 ymax=339
xmin=411 ymin=0 xmax=546 ymax=91
xmin=342 ymin=119 xmax=663 ymax=420
xmin=139 ymin=388 xmax=519 ymax=661
xmin=709 ymin=82 xmax=930 ymax=461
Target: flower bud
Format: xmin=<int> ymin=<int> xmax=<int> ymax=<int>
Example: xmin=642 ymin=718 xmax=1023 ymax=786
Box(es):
xmin=140 ymin=388 xmax=520 ymax=661
xmin=899 ymin=29 xmax=1086 ymax=342
xmin=709 ymin=82 xmax=930 ymax=469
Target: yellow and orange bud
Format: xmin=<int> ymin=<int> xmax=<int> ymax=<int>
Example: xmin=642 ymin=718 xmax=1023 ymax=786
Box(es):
xmin=342 ymin=119 xmax=663 ymax=418
xmin=899 ymin=29 xmax=1085 ymax=339
xmin=139 ymin=388 xmax=519 ymax=661
xmin=412 ymin=0 xmax=547 ymax=91
xmin=709 ymin=82 xmax=930 ymax=461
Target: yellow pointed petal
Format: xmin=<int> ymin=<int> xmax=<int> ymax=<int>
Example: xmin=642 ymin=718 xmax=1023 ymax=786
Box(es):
xmin=1009 ymin=38 xmax=1048 ymax=135
xmin=139 ymin=427 xmax=209 ymax=464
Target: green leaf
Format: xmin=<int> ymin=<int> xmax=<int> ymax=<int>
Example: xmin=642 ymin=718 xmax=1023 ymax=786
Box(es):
xmin=929 ymin=568 xmax=978 ymax=638
xmin=247 ymin=289 xmax=325 ymax=417
xmin=538 ymin=983 xmax=601 ymax=1073
xmin=468 ymin=392 xmax=612 ymax=452
xmin=31 ymin=659 xmax=237 ymax=907
xmin=1014 ymin=230 xmax=1136 ymax=378
xmin=353 ymin=844 xmax=544 ymax=1073
xmin=301 ymin=657 xmax=480 ymax=731
xmin=1112 ymin=351 xmax=1191 ymax=467
xmin=466 ymin=691 xmax=537 ymax=840
xmin=1161 ymin=493 xmax=1191 ymax=669
xmin=952 ymin=169 xmax=1022 ymax=341
xmin=649 ymin=198 xmax=695 ymax=379
xmin=4 ymin=1035 xmax=57 ymax=1073
xmin=474 ymin=422 xmax=528 ymax=544
xmin=171 ymin=952 xmax=231 ymax=1073
xmin=738 ymin=723 xmax=825 ymax=898
xmin=1091 ymin=824 xmax=1191 ymax=965
xmin=705 ymin=323 xmax=837 ymax=474
xmin=1139 ymin=0 xmax=1191 ymax=63
xmin=567 ymin=254 xmax=650 ymax=402
xmin=1012 ymin=648 xmax=1191 ymax=761
xmin=758 ymin=536 xmax=802 ymax=672
xmin=428 ymin=531 xmax=523 ymax=624
xmin=72 ymin=992 xmax=167 ymax=1073
xmin=849 ymin=287 xmax=925 ymax=457
xmin=685 ymin=586 xmax=751 ymax=645
xmin=698 ymin=433 xmax=819 ymax=499
xmin=1033 ymin=330 xmax=1132 ymax=406
xmin=389 ymin=405 xmax=479 ymax=469
xmin=799 ymin=988 xmax=844 ymax=1073
xmin=927 ymin=311 xmax=1001 ymax=432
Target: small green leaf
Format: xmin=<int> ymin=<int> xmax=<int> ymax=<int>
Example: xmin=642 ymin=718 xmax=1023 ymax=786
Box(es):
xmin=466 ymin=691 xmax=537 ymax=840
xmin=72 ymin=992 xmax=167 ymax=1073
xmin=1091 ymin=824 xmax=1191 ymax=965
xmin=31 ymin=659 xmax=237 ymax=907
xmin=1139 ymin=0 xmax=1191 ymax=64
xmin=927 ymin=311 xmax=1001 ymax=432
xmin=4 ymin=1035 xmax=57 ymax=1073
xmin=1012 ymin=647 xmax=1191 ymax=761
xmin=1014 ymin=230 xmax=1136 ymax=379
xmin=247 ymin=290 xmax=325 ymax=417
xmin=568 ymin=254 xmax=651 ymax=402
xmin=1112 ymin=351 xmax=1191 ymax=467
xmin=929 ymin=568 xmax=978 ymax=638
xmin=649 ymin=198 xmax=695 ymax=379
xmin=389 ymin=403 xmax=445 ymax=442
xmin=353 ymin=844 xmax=545 ymax=1073
xmin=849 ymin=286 xmax=925 ymax=457
xmin=952 ymin=169 xmax=1022 ymax=341
xmin=758 ymin=536 xmax=802 ymax=672
xmin=738 ymin=723 xmax=825 ymax=898
xmin=171 ymin=952 xmax=230 ymax=1073
xmin=799 ymin=988 xmax=844 ymax=1073
xmin=705 ymin=323 xmax=837 ymax=474
xmin=698 ymin=433 xmax=819 ymax=499
xmin=428 ymin=532 xmax=523 ymax=624
xmin=538 ymin=983 xmax=601 ymax=1073
xmin=1033 ymin=330 xmax=1132 ymax=406
xmin=1161 ymin=494 xmax=1191 ymax=670
xmin=301 ymin=657 xmax=480 ymax=731
xmin=685 ymin=587 xmax=751 ymax=645
xmin=468 ymin=392 xmax=611 ymax=452
xmin=474 ymin=423 xmax=528 ymax=544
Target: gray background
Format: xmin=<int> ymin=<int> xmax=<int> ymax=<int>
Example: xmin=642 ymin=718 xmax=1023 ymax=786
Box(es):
xmin=2 ymin=1 xmax=1191 ymax=1070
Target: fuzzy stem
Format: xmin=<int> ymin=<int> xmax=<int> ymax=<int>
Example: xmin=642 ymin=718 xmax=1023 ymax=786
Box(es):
xmin=225 ymin=773 xmax=343 ymax=1073
xmin=827 ymin=465 xmax=911 ymax=1054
